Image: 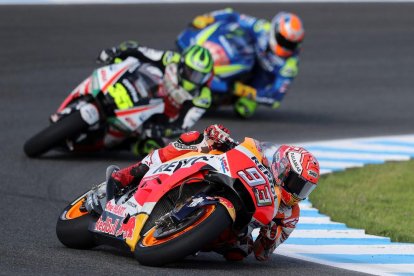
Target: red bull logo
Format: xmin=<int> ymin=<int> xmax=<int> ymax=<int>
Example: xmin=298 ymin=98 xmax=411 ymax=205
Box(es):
xmin=94 ymin=214 xmax=136 ymax=240
xmin=116 ymin=216 xmax=136 ymax=240
xmin=95 ymin=216 xmax=120 ymax=236
xmin=105 ymin=200 xmax=127 ymax=216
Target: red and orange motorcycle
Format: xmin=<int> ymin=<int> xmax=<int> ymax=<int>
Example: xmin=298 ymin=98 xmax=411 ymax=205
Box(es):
xmin=56 ymin=138 xmax=280 ymax=266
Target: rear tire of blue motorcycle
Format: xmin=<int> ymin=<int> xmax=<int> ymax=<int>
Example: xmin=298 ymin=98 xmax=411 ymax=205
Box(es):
xmin=134 ymin=204 xmax=232 ymax=266
xmin=24 ymin=111 xmax=89 ymax=157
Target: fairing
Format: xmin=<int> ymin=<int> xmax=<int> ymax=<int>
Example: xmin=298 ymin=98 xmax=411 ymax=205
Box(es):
xmin=90 ymin=138 xmax=280 ymax=252
xmin=52 ymin=57 xmax=166 ymax=150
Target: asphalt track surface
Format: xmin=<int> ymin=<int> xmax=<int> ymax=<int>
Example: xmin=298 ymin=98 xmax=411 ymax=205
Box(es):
xmin=1 ymin=3 xmax=414 ymax=276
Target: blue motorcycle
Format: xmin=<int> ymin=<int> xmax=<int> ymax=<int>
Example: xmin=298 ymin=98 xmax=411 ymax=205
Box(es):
xmin=177 ymin=22 xmax=256 ymax=109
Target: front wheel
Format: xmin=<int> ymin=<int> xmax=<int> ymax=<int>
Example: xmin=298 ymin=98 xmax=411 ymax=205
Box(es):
xmin=24 ymin=111 xmax=89 ymax=157
xmin=56 ymin=192 xmax=97 ymax=249
xmin=134 ymin=204 xmax=232 ymax=266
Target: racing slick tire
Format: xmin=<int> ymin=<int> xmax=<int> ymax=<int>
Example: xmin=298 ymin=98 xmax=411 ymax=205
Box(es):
xmin=134 ymin=204 xmax=232 ymax=266
xmin=24 ymin=111 xmax=89 ymax=157
xmin=56 ymin=193 xmax=97 ymax=249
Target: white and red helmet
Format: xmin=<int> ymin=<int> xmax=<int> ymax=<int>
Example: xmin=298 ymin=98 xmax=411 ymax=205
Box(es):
xmin=269 ymin=12 xmax=304 ymax=58
xmin=269 ymin=145 xmax=319 ymax=206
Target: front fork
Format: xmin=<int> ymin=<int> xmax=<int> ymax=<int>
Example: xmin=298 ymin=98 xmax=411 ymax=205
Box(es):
xmin=51 ymin=100 xmax=101 ymax=150
xmin=51 ymin=100 xmax=100 ymax=126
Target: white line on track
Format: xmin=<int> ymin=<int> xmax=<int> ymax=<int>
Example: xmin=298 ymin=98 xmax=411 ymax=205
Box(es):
xmin=270 ymin=134 xmax=414 ymax=276
xmin=4 ymin=0 xmax=414 ymax=273
xmin=3 ymin=0 xmax=414 ymax=4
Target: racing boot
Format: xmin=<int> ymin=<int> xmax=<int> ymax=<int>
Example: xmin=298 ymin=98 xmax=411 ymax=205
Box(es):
xmin=84 ymin=163 xmax=151 ymax=215
xmin=210 ymin=227 xmax=253 ymax=261
xmin=223 ymin=233 xmax=253 ymax=261
xmin=110 ymin=162 xmax=150 ymax=190
xmin=223 ymin=226 xmax=254 ymax=261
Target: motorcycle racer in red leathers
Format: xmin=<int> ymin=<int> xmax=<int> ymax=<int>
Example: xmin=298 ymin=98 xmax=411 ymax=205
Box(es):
xmin=85 ymin=124 xmax=320 ymax=261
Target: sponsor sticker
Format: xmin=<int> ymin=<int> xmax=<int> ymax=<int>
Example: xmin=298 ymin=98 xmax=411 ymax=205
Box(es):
xmin=288 ymin=152 xmax=303 ymax=173
xmin=95 ymin=216 xmax=119 ymax=236
xmin=122 ymin=79 xmax=139 ymax=103
xmin=80 ymin=104 xmax=99 ymax=125
xmin=115 ymin=216 xmax=136 ymax=239
xmin=151 ymin=155 xmax=215 ymax=174
xmin=220 ymin=157 xmax=229 ymax=173
xmin=106 ymin=200 xmax=127 ymax=217
xmin=308 ymin=170 xmax=319 ymax=178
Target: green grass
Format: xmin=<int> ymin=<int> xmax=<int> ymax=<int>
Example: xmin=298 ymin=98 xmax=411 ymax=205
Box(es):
xmin=309 ymin=159 xmax=414 ymax=243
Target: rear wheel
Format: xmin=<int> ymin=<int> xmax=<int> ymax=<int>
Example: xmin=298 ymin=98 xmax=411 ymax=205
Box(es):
xmin=24 ymin=111 xmax=89 ymax=157
xmin=56 ymin=193 xmax=97 ymax=249
xmin=134 ymin=204 xmax=232 ymax=266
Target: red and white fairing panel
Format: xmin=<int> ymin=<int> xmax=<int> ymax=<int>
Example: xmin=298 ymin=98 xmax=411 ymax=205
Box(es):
xmin=57 ymin=57 xmax=139 ymax=112
xmin=140 ymin=146 xmax=278 ymax=226
xmin=113 ymin=100 xmax=165 ymax=132
xmin=227 ymin=145 xmax=279 ymax=225
xmin=94 ymin=57 xmax=139 ymax=93
xmin=96 ymin=57 xmax=165 ymax=132
xmin=145 ymin=154 xmax=226 ymax=177
xmin=131 ymin=154 xmax=227 ymax=213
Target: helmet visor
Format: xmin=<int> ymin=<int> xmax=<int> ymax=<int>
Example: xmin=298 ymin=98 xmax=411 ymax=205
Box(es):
xmin=275 ymin=32 xmax=299 ymax=51
xmin=284 ymin=172 xmax=317 ymax=200
xmin=182 ymin=63 xmax=212 ymax=86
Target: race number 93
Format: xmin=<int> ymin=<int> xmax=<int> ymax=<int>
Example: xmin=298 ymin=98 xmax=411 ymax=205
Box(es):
xmin=238 ymin=168 xmax=273 ymax=206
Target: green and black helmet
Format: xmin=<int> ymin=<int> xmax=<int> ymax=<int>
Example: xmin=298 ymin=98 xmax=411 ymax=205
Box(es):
xmin=179 ymin=45 xmax=214 ymax=92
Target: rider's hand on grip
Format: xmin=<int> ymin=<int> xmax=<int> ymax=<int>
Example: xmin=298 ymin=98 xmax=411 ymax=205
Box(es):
xmin=97 ymin=48 xmax=117 ymax=64
xmin=204 ymin=124 xmax=231 ymax=146
xmin=234 ymin=81 xmax=257 ymax=99
xmin=192 ymin=15 xmax=215 ymax=29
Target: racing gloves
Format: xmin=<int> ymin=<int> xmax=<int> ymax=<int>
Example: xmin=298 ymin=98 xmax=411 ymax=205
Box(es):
xmin=204 ymin=124 xmax=237 ymax=151
xmin=234 ymin=81 xmax=257 ymax=99
xmin=192 ymin=14 xmax=215 ymax=29
xmin=97 ymin=48 xmax=118 ymax=64
xmin=253 ymin=220 xmax=280 ymax=261
xmin=204 ymin=124 xmax=230 ymax=142
xmin=97 ymin=41 xmax=139 ymax=64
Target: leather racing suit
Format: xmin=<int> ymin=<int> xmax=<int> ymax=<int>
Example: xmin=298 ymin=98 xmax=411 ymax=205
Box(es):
xmin=190 ymin=8 xmax=300 ymax=115
xmin=110 ymin=126 xmax=300 ymax=261
xmin=100 ymin=41 xmax=213 ymax=140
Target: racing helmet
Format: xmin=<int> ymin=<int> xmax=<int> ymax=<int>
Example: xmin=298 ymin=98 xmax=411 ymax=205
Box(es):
xmin=269 ymin=12 xmax=304 ymax=58
xmin=269 ymin=145 xmax=319 ymax=206
xmin=178 ymin=45 xmax=214 ymax=93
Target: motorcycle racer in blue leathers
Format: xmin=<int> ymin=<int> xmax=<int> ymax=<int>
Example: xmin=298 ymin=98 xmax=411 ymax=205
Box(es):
xmin=180 ymin=8 xmax=304 ymax=118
